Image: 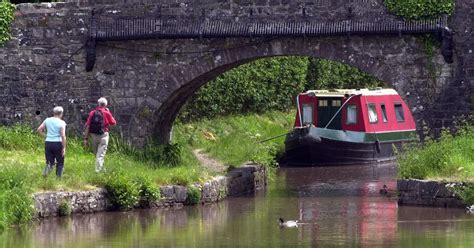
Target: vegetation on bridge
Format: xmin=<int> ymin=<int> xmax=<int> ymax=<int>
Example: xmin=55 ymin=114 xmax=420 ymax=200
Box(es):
xmin=384 ymin=0 xmax=455 ymax=20
xmin=0 ymin=1 xmax=15 ymax=47
xmin=398 ymin=120 xmax=474 ymax=204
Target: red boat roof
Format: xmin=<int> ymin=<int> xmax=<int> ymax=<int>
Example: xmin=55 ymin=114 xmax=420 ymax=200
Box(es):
xmin=303 ymin=88 xmax=399 ymax=97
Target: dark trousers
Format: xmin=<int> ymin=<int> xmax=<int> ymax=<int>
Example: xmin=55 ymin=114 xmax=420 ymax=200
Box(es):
xmin=44 ymin=141 xmax=64 ymax=177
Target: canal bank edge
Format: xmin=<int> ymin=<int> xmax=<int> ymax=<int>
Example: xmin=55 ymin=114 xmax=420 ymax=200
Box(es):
xmin=34 ymin=164 xmax=266 ymax=218
xmin=397 ymin=179 xmax=467 ymax=208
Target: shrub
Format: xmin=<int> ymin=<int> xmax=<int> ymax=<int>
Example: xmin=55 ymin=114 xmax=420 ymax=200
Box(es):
xmin=186 ymin=186 xmax=201 ymax=205
xmin=160 ymin=143 xmax=182 ymax=167
xmin=384 ymin=0 xmax=455 ymax=20
xmin=0 ymin=0 xmax=15 ymax=47
xmin=57 ymin=200 xmax=72 ymax=216
xmin=250 ymin=143 xmax=281 ymax=168
xmin=306 ymin=58 xmax=383 ymax=90
xmin=398 ymin=123 xmax=473 ymax=181
xmin=135 ymin=176 xmax=161 ymax=202
xmin=446 ymin=183 xmax=474 ymax=206
xmin=0 ymin=125 xmax=42 ymax=151
xmin=0 ymin=193 xmax=8 ymax=231
xmin=459 ymin=185 xmax=474 ymax=206
xmin=0 ymin=164 xmax=33 ymax=190
xmin=108 ymin=133 xmax=182 ymax=167
xmin=179 ymin=56 xmax=386 ymax=122
xmin=0 ymin=187 xmax=35 ymax=225
xmin=104 ymin=173 xmax=140 ymax=210
xmin=179 ymin=56 xmax=309 ymax=121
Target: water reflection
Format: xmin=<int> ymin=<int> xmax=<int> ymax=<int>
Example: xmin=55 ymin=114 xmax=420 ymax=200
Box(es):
xmin=1 ymin=163 xmax=473 ymax=247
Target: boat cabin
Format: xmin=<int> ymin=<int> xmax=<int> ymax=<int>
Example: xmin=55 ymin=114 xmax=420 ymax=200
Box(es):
xmin=294 ymin=88 xmax=416 ymax=133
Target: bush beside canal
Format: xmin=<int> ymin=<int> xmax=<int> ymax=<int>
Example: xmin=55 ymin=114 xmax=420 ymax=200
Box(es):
xmin=397 ymin=122 xmax=474 ymax=205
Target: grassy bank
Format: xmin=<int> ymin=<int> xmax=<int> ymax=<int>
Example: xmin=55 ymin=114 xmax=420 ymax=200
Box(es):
xmin=174 ymin=111 xmax=294 ymax=167
xmin=0 ymin=111 xmax=294 ymax=230
xmin=398 ymin=123 xmax=474 ymax=204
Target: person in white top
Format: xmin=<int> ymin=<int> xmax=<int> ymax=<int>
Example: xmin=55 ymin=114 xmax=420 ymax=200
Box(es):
xmin=37 ymin=106 xmax=67 ymax=177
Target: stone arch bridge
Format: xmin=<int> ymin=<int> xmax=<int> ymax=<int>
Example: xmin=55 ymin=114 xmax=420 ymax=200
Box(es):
xmin=0 ymin=0 xmax=472 ymax=145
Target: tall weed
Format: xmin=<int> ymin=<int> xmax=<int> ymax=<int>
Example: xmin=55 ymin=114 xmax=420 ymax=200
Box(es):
xmin=104 ymin=172 xmax=140 ymax=210
xmin=398 ymin=124 xmax=473 ymax=181
xmin=108 ymin=134 xmax=182 ymax=167
xmin=0 ymin=188 xmax=35 ymax=225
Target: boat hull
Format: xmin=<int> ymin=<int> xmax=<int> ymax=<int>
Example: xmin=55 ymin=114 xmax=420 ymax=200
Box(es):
xmin=283 ymin=126 xmax=416 ymax=166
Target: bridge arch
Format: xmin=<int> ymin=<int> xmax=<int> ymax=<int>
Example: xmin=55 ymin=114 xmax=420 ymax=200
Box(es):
xmin=120 ymin=36 xmax=449 ymax=144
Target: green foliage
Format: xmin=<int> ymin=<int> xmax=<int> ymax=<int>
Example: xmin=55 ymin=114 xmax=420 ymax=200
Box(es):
xmin=180 ymin=56 xmax=383 ymax=122
xmin=250 ymin=142 xmax=280 ymax=168
xmin=0 ymin=187 xmax=35 ymax=226
xmin=0 ymin=208 xmax=6 ymax=231
xmin=10 ymin=1 xmax=59 ymax=3
xmin=135 ymin=176 xmax=161 ymax=202
xmin=0 ymin=124 xmax=205 ymax=189
xmin=305 ymin=58 xmax=384 ymax=90
xmin=459 ymin=185 xmax=474 ymax=206
xmin=384 ymin=0 xmax=455 ymax=20
xmin=398 ymin=123 xmax=474 ymax=181
xmin=58 ymin=200 xmax=72 ymax=216
xmin=104 ymin=173 xmax=140 ymax=210
xmin=108 ymin=134 xmax=182 ymax=167
xmin=0 ymin=125 xmax=42 ymax=151
xmin=186 ymin=186 xmax=201 ymax=205
xmin=174 ymin=111 xmax=294 ymax=168
xmin=179 ymin=56 xmax=309 ymax=121
xmin=0 ymin=0 xmax=15 ymax=47
xmin=447 ymin=183 xmax=474 ymax=206
xmin=419 ymin=34 xmax=441 ymax=77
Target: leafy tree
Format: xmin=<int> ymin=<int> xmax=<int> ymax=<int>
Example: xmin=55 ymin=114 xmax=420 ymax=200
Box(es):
xmin=305 ymin=58 xmax=384 ymax=90
xmin=178 ymin=56 xmax=308 ymax=121
xmin=179 ymin=56 xmax=385 ymax=121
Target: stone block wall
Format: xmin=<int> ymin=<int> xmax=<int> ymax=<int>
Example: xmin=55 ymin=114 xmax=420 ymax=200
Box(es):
xmin=33 ymin=164 xmax=266 ymax=218
xmin=0 ymin=0 xmax=471 ymax=145
xmin=34 ymin=188 xmax=111 ymax=217
xmin=397 ymin=179 xmax=466 ymax=208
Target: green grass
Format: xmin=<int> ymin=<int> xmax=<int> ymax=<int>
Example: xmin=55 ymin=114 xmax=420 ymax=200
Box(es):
xmin=0 ymin=111 xmax=294 ymax=230
xmin=398 ymin=125 xmax=474 ymax=182
xmin=398 ymin=123 xmax=474 ymax=205
xmin=173 ymin=111 xmax=294 ymax=167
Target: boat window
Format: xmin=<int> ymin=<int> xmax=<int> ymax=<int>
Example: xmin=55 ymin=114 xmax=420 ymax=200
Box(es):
xmin=302 ymin=104 xmax=313 ymax=126
xmin=394 ymin=103 xmax=405 ymax=122
xmin=346 ymin=105 xmax=357 ymax=125
xmin=319 ymin=100 xmax=328 ymax=107
xmin=367 ymin=104 xmax=378 ymax=123
xmin=381 ymin=104 xmax=388 ymax=123
xmin=332 ymin=100 xmax=341 ymax=107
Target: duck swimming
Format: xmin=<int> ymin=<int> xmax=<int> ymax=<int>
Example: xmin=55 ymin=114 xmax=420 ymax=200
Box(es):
xmin=467 ymin=205 xmax=474 ymax=214
xmin=379 ymin=184 xmax=394 ymax=197
xmin=279 ymin=218 xmax=298 ymax=228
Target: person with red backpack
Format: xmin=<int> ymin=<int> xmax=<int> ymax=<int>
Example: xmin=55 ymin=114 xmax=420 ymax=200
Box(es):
xmin=83 ymin=97 xmax=117 ymax=172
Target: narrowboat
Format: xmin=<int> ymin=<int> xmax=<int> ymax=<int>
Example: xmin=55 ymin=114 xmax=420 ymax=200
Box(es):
xmin=284 ymin=88 xmax=417 ymax=165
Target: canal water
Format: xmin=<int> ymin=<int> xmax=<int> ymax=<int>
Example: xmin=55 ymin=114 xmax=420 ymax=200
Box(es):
xmin=2 ymin=163 xmax=473 ymax=247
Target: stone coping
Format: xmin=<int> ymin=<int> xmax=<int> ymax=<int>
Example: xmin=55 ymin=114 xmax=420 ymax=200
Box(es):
xmin=34 ymin=164 xmax=266 ymax=218
xmin=397 ymin=179 xmax=467 ymax=208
